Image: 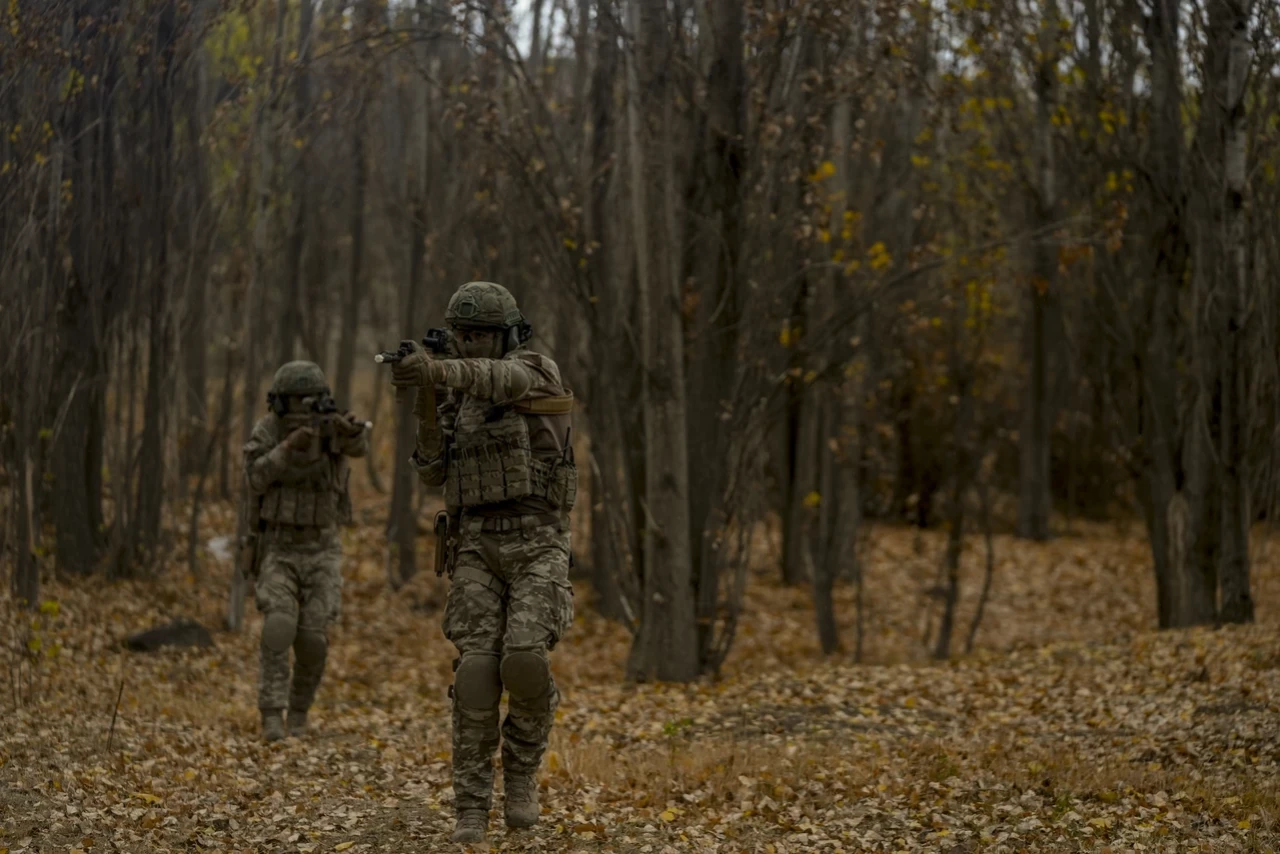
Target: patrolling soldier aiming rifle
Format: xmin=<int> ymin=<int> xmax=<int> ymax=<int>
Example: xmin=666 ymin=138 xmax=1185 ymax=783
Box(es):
xmin=377 ymin=281 xmax=577 ymax=844
xmin=239 ymin=361 xmax=371 ymax=742
xmin=281 ymin=391 xmax=372 ymax=452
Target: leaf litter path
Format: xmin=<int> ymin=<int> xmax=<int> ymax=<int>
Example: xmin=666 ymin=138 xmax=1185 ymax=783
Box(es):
xmin=3 ymin=515 xmax=1280 ymax=853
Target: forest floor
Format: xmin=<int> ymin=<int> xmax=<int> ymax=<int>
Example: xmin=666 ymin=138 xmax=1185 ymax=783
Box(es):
xmin=4 ymin=487 xmax=1280 ymax=853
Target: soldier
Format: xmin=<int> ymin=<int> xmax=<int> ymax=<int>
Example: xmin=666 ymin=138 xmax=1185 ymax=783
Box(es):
xmin=389 ymin=282 xmax=577 ymax=844
xmin=241 ymin=361 xmax=370 ymax=742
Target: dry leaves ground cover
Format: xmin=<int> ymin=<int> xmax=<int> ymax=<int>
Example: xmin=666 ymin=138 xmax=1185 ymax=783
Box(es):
xmin=4 ymin=493 xmax=1280 ymax=853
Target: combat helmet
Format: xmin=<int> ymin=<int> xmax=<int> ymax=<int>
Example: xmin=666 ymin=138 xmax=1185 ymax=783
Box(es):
xmin=445 ymin=281 xmax=532 ymax=352
xmin=267 ymin=360 xmax=329 ymax=414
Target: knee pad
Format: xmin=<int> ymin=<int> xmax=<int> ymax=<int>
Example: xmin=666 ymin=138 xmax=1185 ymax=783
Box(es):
xmin=501 ymin=647 xmax=550 ymax=701
xmin=294 ymin=628 xmax=328 ymax=666
xmin=262 ymin=612 xmax=298 ymax=653
xmin=454 ymin=652 xmax=502 ymax=709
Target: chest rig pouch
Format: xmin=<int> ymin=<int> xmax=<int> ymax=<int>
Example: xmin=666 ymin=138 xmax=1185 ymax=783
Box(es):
xmin=518 ymin=392 xmax=578 ymax=512
xmin=447 ymin=400 xmax=535 ymax=509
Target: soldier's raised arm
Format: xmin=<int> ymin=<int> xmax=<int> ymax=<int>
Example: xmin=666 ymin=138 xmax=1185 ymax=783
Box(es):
xmin=243 ymin=416 xmax=287 ymax=496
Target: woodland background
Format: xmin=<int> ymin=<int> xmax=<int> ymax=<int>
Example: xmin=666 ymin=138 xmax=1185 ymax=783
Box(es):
xmin=3 ymin=0 xmax=1280 ymax=849
xmin=4 ymin=0 xmax=1280 ymax=670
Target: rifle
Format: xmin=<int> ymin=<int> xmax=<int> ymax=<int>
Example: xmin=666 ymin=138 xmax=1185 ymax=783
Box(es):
xmin=281 ymin=393 xmax=371 ymax=454
xmin=374 ymin=328 xmax=451 ymax=365
xmin=375 ymin=328 xmax=451 ymax=411
xmin=237 ymin=488 xmax=266 ymax=583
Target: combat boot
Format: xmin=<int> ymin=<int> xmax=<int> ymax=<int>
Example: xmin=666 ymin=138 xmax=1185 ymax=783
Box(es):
xmin=261 ymin=710 xmax=285 ymax=743
xmin=451 ymin=808 xmax=488 ymax=844
xmin=287 ymin=708 xmax=308 ymax=737
xmin=503 ymin=773 xmax=540 ymax=828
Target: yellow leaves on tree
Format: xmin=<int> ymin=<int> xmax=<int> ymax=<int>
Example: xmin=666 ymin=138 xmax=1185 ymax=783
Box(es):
xmin=808 ymin=160 xmax=837 ymax=183
xmin=965 ymin=278 xmax=994 ymax=329
xmin=867 ymin=241 xmax=892 ymax=271
xmin=779 ymin=321 xmax=796 ymax=348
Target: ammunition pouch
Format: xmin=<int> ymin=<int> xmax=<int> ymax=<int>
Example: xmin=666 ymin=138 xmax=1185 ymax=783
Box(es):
xmin=531 ymin=456 xmax=577 ymax=512
xmin=259 ymin=455 xmax=351 ymax=527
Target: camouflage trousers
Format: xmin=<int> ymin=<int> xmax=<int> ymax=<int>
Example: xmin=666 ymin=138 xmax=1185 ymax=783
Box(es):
xmin=254 ymin=528 xmax=343 ymax=713
xmin=443 ymin=515 xmax=574 ymax=812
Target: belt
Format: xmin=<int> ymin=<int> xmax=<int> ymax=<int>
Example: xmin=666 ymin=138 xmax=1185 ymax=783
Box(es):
xmin=264 ymin=524 xmax=334 ymax=544
xmin=461 ymin=513 xmax=561 ymax=533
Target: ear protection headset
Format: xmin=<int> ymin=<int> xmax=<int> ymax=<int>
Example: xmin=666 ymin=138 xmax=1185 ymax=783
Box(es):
xmin=503 ymin=320 xmax=534 ymax=355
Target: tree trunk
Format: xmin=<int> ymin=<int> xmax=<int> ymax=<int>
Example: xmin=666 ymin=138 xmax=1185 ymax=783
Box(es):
xmin=386 ymin=0 xmax=435 ymax=588
xmin=813 ymin=399 xmax=849 ymax=656
xmin=1141 ymin=0 xmax=1210 ymax=628
xmin=13 ymin=442 xmax=39 ymax=606
xmin=217 ymin=332 xmax=236 ymax=500
xmin=52 ymin=354 xmax=97 ymax=576
xmin=585 ymin=0 xmax=631 ymax=623
xmin=230 ymin=0 xmax=287 ymax=630
xmin=781 ymin=280 xmax=822 ymax=584
xmin=334 ymin=98 xmax=368 ymax=407
xmin=1016 ymin=2 xmax=1059 ymax=542
xmin=624 ymin=0 xmax=699 ymax=683
xmin=933 ymin=476 xmax=965 ymax=660
xmin=133 ymin=259 xmax=170 ymax=568
xmin=687 ymin=0 xmax=746 ymax=660
xmin=779 ymin=26 xmax=824 ymax=585
xmin=86 ymin=381 xmax=106 ymax=548
xmin=180 ymin=62 xmax=211 ymax=481
xmin=276 ymin=0 xmax=314 ymax=366
xmin=133 ymin=1 xmax=178 ymax=568
xmin=530 ymin=0 xmax=546 ymax=73
xmin=810 ymin=93 xmax=856 ymax=656
xmin=1216 ymin=0 xmax=1254 ymax=623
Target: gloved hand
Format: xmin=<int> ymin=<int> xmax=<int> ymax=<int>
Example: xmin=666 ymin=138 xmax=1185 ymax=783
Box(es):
xmin=281 ymin=425 xmax=317 ymax=453
xmin=391 ymin=340 xmax=444 ymax=388
xmin=334 ymin=411 xmax=366 ymax=437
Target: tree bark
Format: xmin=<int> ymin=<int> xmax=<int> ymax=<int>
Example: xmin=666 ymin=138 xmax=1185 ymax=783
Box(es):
xmin=52 ymin=352 xmax=97 ymax=576
xmin=334 ymin=62 xmax=369 ymax=407
xmin=386 ymin=0 xmax=436 ymax=588
xmin=1216 ymin=0 xmax=1254 ymax=624
xmin=1017 ymin=272 xmax=1053 ymax=540
xmin=179 ymin=53 xmax=211 ymax=481
xmin=277 ymin=0 xmax=314 ymax=365
xmin=584 ymin=0 xmax=632 ymax=622
xmin=688 ymin=0 xmax=745 ymax=658
xmin=1017 ymin=7 xmax=1059 ymax=542
xmin=132 ymin=1 xmax=179 ymax=568
xmin=530 ymin=0 xmax=546 ymax=74
xmin=230 ymin=0 xmax=287 ymax=630
xmin=1141 ymin=0 xmax=1212 ymax=628
xmin=624 ymin=0 xmax=699 ymax=682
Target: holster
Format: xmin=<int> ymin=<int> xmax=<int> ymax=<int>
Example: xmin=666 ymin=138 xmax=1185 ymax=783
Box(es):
xmin=238 ymin=489 xmax=266 ymax=582
xmin=433 ymin=510 xmax=453 ymax=578
xmin=237 ymin=530 xmax=262 ymax=581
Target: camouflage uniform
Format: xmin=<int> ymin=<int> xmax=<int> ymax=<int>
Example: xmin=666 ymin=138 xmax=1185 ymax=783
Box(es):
xmin=242 ymin=361 xmax=369 ymax=741
xmin=392 ymin=282 xmax=577 ymax=842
